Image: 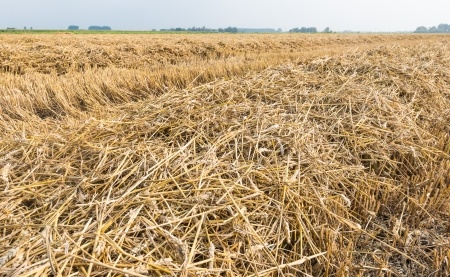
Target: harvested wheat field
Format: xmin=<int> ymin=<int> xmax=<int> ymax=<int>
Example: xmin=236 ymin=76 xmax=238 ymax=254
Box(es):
xmin=0 ymin=34 xmax=449 ymax=276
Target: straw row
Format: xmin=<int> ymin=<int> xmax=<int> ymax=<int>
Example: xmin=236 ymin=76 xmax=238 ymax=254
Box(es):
xmin=0 ymin=34 xmax=447 ymax=125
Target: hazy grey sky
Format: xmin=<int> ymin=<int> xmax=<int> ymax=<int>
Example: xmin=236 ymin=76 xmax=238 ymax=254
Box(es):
xmin=1 ymin=0 xmax=449 ymax=32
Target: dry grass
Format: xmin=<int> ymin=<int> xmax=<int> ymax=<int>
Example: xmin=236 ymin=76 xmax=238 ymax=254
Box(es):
xmin=0 ymin=33 xmax=445 ymax=122
xmin=0 ymin=34 xmax=449 ymax=276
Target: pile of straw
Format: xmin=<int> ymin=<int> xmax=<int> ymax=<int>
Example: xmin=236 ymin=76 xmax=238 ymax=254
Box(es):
xmin=1 ymin=41 xmax=449 ymax=276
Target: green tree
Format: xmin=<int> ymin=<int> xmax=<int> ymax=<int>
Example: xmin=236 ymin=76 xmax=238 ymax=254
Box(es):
xmin=220 ymin=26 xmax=237 ymax=33
xmin=438 ymin=23 xmax=450 ymax=32
xmin=429 ymin=26 xmax=438 ymax=33
xmin=414 ymin=26 xmax=428 ymax=33
xmin=88 ymin=26 xmax=111 ymax=31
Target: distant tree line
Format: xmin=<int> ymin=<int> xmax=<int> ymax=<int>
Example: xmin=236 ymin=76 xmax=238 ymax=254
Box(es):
xmin=414 ymin=23 xmax=450 ymax=33
xmin=237 ymin=28 xmax=282 ymax=33
xmin=289 ymin=27 xmax=333 ymax=33
xmin=68 ymin=25 xmax=112 ymax=31
xmin=159 ymin=27 xmax=287 ymax=33
xmin=289 ymin=27 xmax=318 ymax=33
xmin=160 ymin=26 xmax=239 ymax=33
xmin=161 ymin=26 xmax=217 ymax=32
xmin=218 ymin=27 xmax=238 ymax=33
xmin=62 ymin=25 xmax=334 ymax=33
xmin=88 ymin=26 xmax=112 ymax=31
xmin=187 ymin=26 xmax=215 ymax=32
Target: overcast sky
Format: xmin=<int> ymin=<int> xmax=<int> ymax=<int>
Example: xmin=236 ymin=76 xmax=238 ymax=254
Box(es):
xmin=1 ymin=0 xmax=449 ymax=32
